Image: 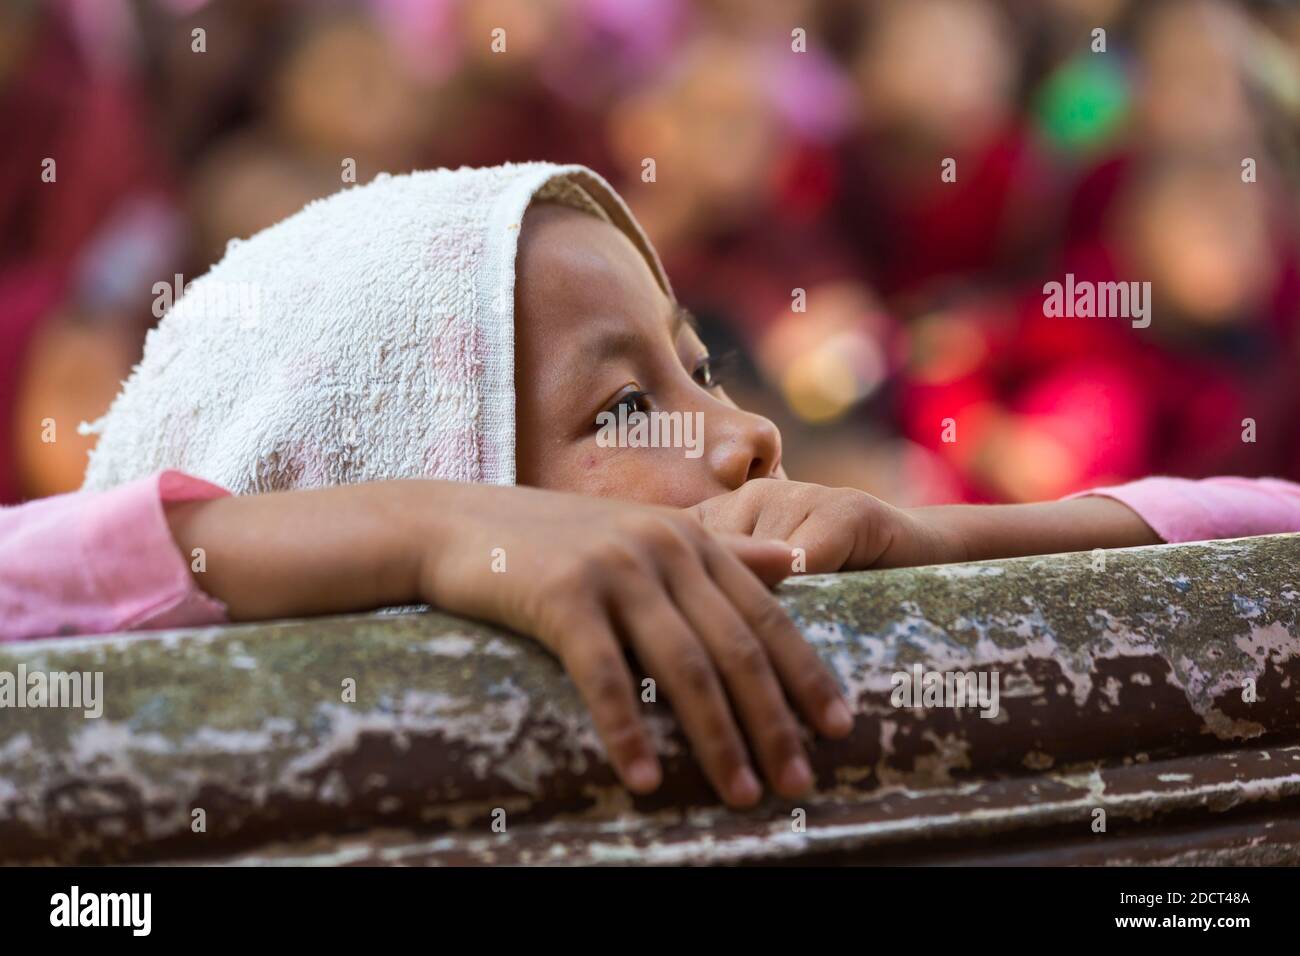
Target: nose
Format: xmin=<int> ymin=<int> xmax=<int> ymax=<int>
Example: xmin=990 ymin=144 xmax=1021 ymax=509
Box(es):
xmin=707 ymin=403 xmax=782 ymax=490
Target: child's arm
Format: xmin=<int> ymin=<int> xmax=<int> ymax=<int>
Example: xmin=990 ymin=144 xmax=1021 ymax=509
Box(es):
xmin=691 ymin=475 xmax=1300 ymax=572
xmin=0 ymin=470 xmax=231 ymax=643
xmin=916 ymin=476 xmax=1300 ymax=560
xmin=6 ymin=472 xmax=852 ymax=808
xmin=1062 ymin=476 xmax=1300 ymax=544
xmin=906 ymin=496 xmax=1160 ymax=563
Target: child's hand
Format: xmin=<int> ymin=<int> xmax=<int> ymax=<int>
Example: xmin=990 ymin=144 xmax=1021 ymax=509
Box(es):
xmin=170 ymin=480 xmax=852 ymax=808
xmin=689 ymin=478 xmax=963 ymax=572
xmin=418 ymin=483 xmax=854 ymax=808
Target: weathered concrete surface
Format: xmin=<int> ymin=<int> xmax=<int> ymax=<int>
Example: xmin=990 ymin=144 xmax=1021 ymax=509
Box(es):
xmin=200 ymin=744 xmax=1300 ymax=866
xmin=2 ymin=533 xmax=1297 ymax=865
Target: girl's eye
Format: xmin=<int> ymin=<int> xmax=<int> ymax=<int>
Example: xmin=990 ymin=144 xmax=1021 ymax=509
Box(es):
xmin=600 ymin=389 xmax=651 ymax=424
xmin=617 ymin=390 xmax=651 ymax=414
xmin=693 ymin=355 xmax=726 ymax=389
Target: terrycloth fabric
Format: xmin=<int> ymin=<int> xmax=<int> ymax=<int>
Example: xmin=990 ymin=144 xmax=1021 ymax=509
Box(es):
xmin=81 ymin=163 xmax=670 ymax=493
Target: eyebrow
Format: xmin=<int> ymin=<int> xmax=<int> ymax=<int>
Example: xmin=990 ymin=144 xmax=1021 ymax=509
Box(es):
xmin=581 ymin=304 xmax=699 ymax=366
xmin=671 ymin=303 xmax=699 ymax=338
xmin=566 ymin=304 xmax=700 ymax=405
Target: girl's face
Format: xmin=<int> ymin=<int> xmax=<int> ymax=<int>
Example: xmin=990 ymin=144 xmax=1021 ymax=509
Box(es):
xmin=514 ymin=203 xmax=784 ymax=507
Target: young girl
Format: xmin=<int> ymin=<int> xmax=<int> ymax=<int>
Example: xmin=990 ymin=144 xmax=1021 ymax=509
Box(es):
xmin=5 ymin=163 xmax=1299 ymax=809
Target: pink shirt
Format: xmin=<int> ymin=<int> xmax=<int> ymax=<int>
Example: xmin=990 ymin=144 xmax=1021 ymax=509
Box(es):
xmin=1072 ymin=476 xmax=1300 ymax=542
xmin=1 ymin=470 xmax=228 ymax=642
xmin=2 ymin=472 xmax=1298 ymax=643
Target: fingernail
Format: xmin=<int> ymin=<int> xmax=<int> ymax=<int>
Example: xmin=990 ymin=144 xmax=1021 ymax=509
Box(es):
xmin=729 ymin=766 xmax=761 ymax=805
xmin=625 ymin=758 xmax=661 ymax=793
xmin=781 ymin=756 xmax=813 ymax=795
xmin=823 ymin=698 xmax=854 ymax=736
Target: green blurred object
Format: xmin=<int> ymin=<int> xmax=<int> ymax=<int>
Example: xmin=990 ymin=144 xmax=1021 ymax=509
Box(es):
xmin=1034 ymin=55 xmax=1131 ymax=152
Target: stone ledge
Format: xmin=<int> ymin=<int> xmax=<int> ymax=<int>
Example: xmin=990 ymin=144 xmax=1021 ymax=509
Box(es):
xmin=2 ymin=533 xmax=1298 ymax=864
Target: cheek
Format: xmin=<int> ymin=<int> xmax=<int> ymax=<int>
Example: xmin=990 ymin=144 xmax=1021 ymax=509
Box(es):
xmin=575 ymin=449 xmax=720 ymax=507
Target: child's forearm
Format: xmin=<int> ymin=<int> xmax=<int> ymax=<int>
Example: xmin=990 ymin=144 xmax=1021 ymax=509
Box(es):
xmin=164 ymin=481 xmax=444 ymax=620
xmin=907 ymin=496 xmax=1162 ymax=564
xmin=167 ymin=479 xmax=853 ymax=808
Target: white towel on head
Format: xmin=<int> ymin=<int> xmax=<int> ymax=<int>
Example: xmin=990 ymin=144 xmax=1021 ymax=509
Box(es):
xmin=81 ymin=163 xmax=670 ymax=494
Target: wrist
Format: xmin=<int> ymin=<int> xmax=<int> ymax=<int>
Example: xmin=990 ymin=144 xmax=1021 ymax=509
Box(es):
xmin=399 ymin=479 xmax=513 ymax=616
xmin=389 ymin=480 xmax=465 ymax=605
xmin=885 ymin=506 xmax=969 ymax=568
xmin=902 ymin=497 xmax=1161 ymax=566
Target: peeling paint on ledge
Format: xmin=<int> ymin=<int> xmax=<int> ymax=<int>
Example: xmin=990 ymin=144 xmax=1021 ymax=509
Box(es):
xmin=2 ymin=533 xmax=1298 ymax=865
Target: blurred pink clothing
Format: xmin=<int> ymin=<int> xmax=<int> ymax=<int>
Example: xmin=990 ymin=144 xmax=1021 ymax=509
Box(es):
xmin=2 ymin=472 xmax=1299 ymax=644
xmin=1 ymin=470 xmax=228 ymax=643
xmin=1076 ymin=476 xmax=1300 ymax=544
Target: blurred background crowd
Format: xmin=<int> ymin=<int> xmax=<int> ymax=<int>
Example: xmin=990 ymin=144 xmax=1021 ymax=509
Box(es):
xmin=3 ymin=0 xmax=1299 ymax=506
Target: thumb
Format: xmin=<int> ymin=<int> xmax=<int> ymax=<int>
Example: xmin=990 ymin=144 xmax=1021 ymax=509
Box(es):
xmin=717 ymin=534 xmax=796 ymax=588
xmin=684 ymin=500 xmax=708 ymax=526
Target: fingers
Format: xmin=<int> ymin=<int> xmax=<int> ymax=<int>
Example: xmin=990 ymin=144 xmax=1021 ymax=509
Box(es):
xmin=666 ymin=562 xmax=816 ymax=800
xmin=555 ymin=607 xmax=662 ymax=795
xmin=785 ymin=510 xmax=859 ymax=573
xmin=716 ymin=533 xmax=794 ymax=587
xmin=613 ymin=582 xmax=764 ymax=806
xmin=611 ymin=580 xmax=764 ymax=808
xmin=547 ymin=510 xmax=853 ymax=810
xmin=702 ymin=541 xmax=855 ymax=742
xmin=751 ymin=497 xmax=809 ymax=543
xmin=689 ymin=492 xmax=758 ymax=536
xmin=692 ymin=483 xmax=832 ymax=577
xmin=787 ymin=499 xmax=893 ymax=572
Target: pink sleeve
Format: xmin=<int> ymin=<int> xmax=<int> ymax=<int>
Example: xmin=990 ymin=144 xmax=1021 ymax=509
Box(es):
xmin=0 ymin=470 xmax=231 ymax=642
xmin=1069 ymin=476 xmax=1300 ymax=543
